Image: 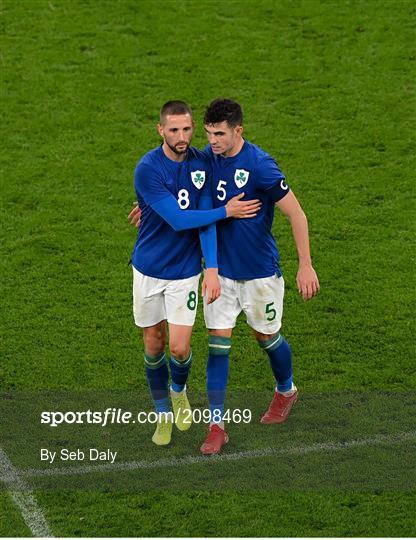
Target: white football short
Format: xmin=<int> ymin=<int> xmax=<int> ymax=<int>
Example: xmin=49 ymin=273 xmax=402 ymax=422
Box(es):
xmin=132 ymin=267 xmax=200 ymax=327
xmin=203 ymin=274 xmax=284 ymax=334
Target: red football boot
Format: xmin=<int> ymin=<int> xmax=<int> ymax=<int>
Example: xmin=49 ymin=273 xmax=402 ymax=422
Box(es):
xmin=261 ymin=388 xmax=298 ymax=424
xmin=200 ymin=424 xmax=229 ymax=455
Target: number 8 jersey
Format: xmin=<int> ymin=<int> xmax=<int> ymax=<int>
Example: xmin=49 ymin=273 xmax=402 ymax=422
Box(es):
xmin=132 ymin=145 xmax=211 ymax=279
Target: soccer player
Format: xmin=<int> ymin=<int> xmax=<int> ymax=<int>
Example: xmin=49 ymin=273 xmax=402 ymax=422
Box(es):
xmin=131 ymin=100 xmax=260 ymax=446
xmin=199 ymin=98 xmax=320 ymax=455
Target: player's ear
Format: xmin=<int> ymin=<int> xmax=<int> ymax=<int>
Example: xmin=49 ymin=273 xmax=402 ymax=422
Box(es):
xmin=157 ymin=123 xmax=164 ymax=137
xmin=236 ymin=125 xmax=243 ymax=136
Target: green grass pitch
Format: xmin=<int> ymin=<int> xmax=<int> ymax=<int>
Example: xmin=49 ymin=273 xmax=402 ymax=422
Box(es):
xmin=1 ymin=0 xmax=415 ymax=536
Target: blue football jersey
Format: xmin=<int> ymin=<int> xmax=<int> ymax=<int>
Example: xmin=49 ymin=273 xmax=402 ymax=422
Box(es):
xmin=204 ymin=141 xmax=290 ymax=280
xmin=132 ymin=145 xmax=211 ymax=279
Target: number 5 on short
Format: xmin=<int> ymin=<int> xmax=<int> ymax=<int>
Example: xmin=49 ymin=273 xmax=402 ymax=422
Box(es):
xmin=265 ymin=301 xmax=277 ymax=321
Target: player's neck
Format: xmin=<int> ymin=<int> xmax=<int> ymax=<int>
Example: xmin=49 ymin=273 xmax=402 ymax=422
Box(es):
xmin=222 ymin=137 xmax=244 ymax=158
xmin=162 ymin=142 xmax=187 ymax=163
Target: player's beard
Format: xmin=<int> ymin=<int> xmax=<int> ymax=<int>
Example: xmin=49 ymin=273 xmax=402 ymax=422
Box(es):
xmin=166 ymin=140 xmax=189 ymax=155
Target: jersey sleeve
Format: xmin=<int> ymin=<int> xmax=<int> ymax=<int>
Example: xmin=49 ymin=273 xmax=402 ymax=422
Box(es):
xmin=151 ymin=195 xmax=226 ymax=232
xmin=255 ymin=156 xmax=290 ymax=202
xmin=134 ymin=162 xmax=171 ymax=206
xmin=197 ymin=190 xmax=217 ymax=269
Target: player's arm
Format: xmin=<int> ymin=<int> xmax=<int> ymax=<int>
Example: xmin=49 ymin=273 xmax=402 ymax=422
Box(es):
xmin=151 ymin=193 xmax=260 ymax=232
xmin=276 ymin=191 xmax=320 ymax=301
xmin=128 ymin=199 xmax=232 ymax=230
xmin=198 ymin=192 xmax=220 ymax=304
xmin=133 ymin=163 xmax=260 ymax=231
xmin=255 ymin=155 xmax=319 ymax=300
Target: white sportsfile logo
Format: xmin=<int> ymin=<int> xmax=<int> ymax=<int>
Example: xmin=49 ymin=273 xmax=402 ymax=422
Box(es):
xmin=190 ymin=170 xmax=206 ymax=189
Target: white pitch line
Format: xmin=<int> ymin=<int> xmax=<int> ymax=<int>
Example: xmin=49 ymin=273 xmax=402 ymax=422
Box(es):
xmin=21 ymin=430 xmax=416 ymax=479
xmin=0 ymin=448 xmax=53 ymax=538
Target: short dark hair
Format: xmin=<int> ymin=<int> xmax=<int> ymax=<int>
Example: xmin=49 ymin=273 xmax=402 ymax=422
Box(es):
xmin=160 ymin=100 xmax=193 ymax=123
xmin=204 ymin=98 xmax=243 ymax=127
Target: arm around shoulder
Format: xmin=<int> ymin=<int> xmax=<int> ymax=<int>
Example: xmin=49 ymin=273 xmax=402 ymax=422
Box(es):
xmin=151 ymin=195 xmax=226 ymax=232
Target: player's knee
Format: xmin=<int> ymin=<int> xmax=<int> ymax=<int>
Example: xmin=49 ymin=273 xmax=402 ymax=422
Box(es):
xmin=145 ymin=345 xmax=165 ymax=358
xmin=254 ymin=330 xmax=277 ymax=341
xmin=143 ymin=336 xmax=165 ymax=357
xmin=169 ymin=344 xmax=190 ymax=360
xmin=143 ymin=324 xmax=166 ymax=351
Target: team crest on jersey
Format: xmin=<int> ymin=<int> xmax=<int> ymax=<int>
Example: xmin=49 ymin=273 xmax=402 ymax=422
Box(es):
xmin=191 ymin=170 xmax=206 ymax=189
xmin=234 ymin=169 xmax=249 ymax=188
